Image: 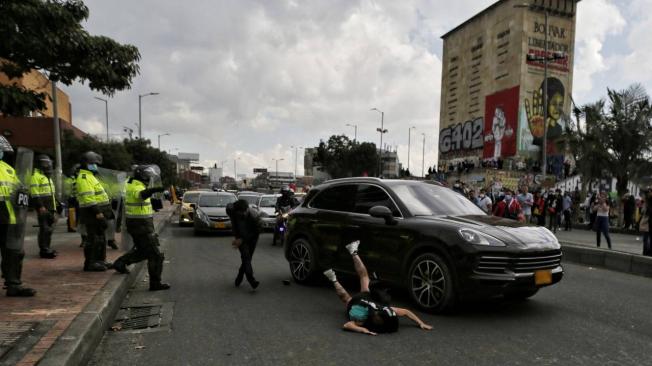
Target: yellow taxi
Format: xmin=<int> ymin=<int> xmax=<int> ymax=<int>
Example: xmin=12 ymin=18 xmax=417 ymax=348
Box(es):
xmin=179 ymin=190 xmax=203 ymax=226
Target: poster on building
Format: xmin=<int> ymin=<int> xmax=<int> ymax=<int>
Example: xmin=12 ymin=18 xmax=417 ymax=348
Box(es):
xmin=483 ymin=86 xmax=519 ymax=159
xmin=519 ymin=8 xmax=575 ymax=154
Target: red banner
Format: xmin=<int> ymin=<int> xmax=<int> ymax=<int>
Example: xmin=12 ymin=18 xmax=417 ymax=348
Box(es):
xmin=483 ymin=86 xmax=519 ymax=159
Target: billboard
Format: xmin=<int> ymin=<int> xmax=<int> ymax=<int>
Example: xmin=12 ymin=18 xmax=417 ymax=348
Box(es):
xmin=178 ymin=152 xmax=200 ymax=161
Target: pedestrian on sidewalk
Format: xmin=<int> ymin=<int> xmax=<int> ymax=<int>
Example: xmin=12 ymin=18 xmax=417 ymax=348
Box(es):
xmin=533 ymin=191 xmax=545 ymax=226
xmin=226 ymin=199 xmax=262 ymax=289
xmin=323 ymin=240 xmax=432 ymax=335
xmin=623 ymin=193 xmax=636 ymax=230
xmin=546 ymin=190 xmax=562 ymax=233
xmin=593 ymin=191 xmax=613 ymax=249
xmin=75 ymin=151 xmax=113 ymax=271
xmin=29 ymin=154 xmax=58 ymax=259
xmin=477 ymin=189 xmax=493 ymax=214
xmin=493 ymin=189 xmax=523 ymax=221
xmin=562 ymin=191 xmax=573 ymax=231
xmin=641 ymin=190 xmax=651 ymax=256
xmin=0 ymin=137 xmax=36 ymax=297
xmin=113 ymin=165 xmax=170 ymax=291
xmin=517 ymin=186 xmax=534 ymax=223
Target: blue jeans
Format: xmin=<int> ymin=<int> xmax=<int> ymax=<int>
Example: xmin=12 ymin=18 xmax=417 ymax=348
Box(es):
xmin=596 ymin=216 xmax=612 ymax=249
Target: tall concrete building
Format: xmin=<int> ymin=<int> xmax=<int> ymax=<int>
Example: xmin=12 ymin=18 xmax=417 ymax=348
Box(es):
xmin=438 ymin=0 xmax=579 ymax=176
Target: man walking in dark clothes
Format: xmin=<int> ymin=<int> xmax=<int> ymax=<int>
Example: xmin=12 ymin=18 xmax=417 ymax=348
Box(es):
xmin=227 ymin=199 xmax=262 ymax=289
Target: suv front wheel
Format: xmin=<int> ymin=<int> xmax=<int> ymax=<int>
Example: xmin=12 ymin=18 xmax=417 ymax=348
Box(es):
xmin=407 ymin=253 xmax=455 ymax=313
xmin=288 ymin=238 xmax=318 ymax=284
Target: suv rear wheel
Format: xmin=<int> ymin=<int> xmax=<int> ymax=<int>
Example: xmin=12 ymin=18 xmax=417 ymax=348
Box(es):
xmin=407 ymin=253 xmax=455 ymax=313
xmin=288 ymin=238 xmax=318 ymax=284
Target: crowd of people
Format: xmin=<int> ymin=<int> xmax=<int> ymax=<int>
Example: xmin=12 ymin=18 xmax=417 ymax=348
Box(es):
xmin=455 ymin=180 xmax=652 ymax=255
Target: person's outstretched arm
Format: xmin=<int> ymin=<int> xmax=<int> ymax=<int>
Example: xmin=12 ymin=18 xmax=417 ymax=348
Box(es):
xmin=342 ymin=321 xmax=376 ymax=336
xmin=391 ymin=307 xmax=432 ymax=330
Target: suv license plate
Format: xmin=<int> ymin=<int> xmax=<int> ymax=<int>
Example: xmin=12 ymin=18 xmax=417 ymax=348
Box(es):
xmin=214 ymin=222 xmax=226 ymax=229
xmin=534 ymin=270 xmax=552 ymax=285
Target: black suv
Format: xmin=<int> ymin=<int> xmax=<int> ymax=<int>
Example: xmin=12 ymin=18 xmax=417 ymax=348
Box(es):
xmin=284 ymin=178 xmax=563 ymax=313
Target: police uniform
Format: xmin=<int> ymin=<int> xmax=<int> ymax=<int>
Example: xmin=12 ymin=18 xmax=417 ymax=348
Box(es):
xmin=113 ymin=177 xmax=168 ymax=290
xmin=64 ymin=175 xmax=77 ymax=232
xmin=75 ymin=168 xmax=113 ymax=271
xmin=29 ymin=168 xmax=57 ymax=257
xmin=0 ymin=159 xmax=35 ymax=295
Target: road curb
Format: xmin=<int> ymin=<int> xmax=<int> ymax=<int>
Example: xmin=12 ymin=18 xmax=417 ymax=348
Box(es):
xmin=561 ymin=241 xmax=652 ymax=278
xmin=38 ymin=206 xmax=177 ymax=366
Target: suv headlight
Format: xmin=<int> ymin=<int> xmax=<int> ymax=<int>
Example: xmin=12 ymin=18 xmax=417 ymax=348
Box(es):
xmin=459 ymin=228 xmax=506 ymax=247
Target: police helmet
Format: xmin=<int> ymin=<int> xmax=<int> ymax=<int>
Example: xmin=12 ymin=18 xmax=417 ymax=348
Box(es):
xmin=36 ymin=154 xmax=54 ymax=174
xmin=80 ymin=151 xmax=103 ymax=165
xmin=0 ymin=136 xmax=14 ymax=152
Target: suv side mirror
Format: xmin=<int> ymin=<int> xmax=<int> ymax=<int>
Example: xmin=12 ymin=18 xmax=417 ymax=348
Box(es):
xmin=369 ymin=206 xmax=396 ymax=225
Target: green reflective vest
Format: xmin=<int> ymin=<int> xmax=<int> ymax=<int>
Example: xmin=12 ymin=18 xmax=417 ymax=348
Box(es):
xmin=29 ymin=169 xmax=56 ymax=211
xmin=125 ymin=179 xmax=153 ymax=219
xmin=75 ymin=169 xmax=110 ymax=208
xmin=0 ymin=160 xmax=19 ymax=224
xmin=64 ymin=176 xmax=76 ymax=199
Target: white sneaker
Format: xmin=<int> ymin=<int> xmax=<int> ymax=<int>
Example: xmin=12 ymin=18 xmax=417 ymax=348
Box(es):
xmin=346 ymin=240 xmax=360 ymax=255
xmin=323 ymin=269 xmax=337 ymax=282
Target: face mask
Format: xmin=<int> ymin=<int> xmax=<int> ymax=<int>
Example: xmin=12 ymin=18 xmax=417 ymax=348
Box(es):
xmin=87 ymin=163 xmax=98 ymax=172
xmin=479 ymin=194 xmax=485 ymax=198
xmin=505 ymin=195 xmax=512 ymax=201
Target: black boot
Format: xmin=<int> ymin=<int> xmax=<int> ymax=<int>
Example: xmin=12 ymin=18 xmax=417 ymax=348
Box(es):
xmin=84 ymin=262 xmax=107 ymax=272
xmin=7 ymin=286 xmax=36 ymax=297
xmin=149 ymin=282 xmax=171 ymax=291
xmin=39 ymin=250 xmax=58 ymax=259
xmin=113 ymin=258 xmax=130 ymax=274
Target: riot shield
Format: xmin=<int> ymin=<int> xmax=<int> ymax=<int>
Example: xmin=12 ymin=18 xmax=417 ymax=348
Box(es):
xmin=144 ymin=165 xmax=164 ymax=211
xmin=96 ymin=167 xmax=127 ymax=244
xmin=6 ymin=148 xmax=34 ymax=250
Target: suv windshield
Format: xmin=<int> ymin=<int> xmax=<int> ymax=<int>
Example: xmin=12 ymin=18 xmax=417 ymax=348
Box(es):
xmin=183 ymin=192 xmax=200 ymax=204
xmin=389 ymin=182 xmax=484 ymax=216
xmin=259 ymin=196 xmax=277 ymax=207
xmin=199 ymin=194 xmax=236 ymax=207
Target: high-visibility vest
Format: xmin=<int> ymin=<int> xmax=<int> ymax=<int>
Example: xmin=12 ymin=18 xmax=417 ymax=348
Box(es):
xmin=64 ymin=176 xmax=76 ymax=199
xmin=29 ymin=169 xmax=56 ymax=211
xmin=75 ymin=169 xmax=110 ymax=208
xmin=125 ymin=179 xmax=153 ymax=219
xmin=0 ymin=160 xmax=19 ymax=224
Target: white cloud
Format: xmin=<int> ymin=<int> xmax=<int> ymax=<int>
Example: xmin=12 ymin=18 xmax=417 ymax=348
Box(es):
xmin=573 ymin=0 xmax=626 ymax=97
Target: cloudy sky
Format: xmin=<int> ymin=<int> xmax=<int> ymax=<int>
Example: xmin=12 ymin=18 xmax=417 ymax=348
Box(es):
xmin=64 ymin=0 xmax=651 ymax=177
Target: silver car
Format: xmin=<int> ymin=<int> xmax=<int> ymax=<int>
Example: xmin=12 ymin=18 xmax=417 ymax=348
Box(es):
xmin=193 ymin=192 xmax=238 ymax=235
xmin=257 ymin=194 xmax=280 ymax=230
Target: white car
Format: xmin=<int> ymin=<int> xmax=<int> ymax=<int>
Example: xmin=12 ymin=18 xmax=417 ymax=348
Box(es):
xmin=257 ymin=194 xmax=280 ymax=230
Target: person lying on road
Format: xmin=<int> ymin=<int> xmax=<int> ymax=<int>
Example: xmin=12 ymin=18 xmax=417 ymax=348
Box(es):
xmin=323 ymin=240 xmax=433 ymax=335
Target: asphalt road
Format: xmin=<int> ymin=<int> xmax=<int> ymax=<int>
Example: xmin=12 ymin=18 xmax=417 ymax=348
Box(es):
xmin=88 ymin=221 xmax=652 ymax=366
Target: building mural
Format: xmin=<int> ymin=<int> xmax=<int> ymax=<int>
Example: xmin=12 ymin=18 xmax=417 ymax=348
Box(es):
xmin=483 ymin=86 xmax=519 ymax=159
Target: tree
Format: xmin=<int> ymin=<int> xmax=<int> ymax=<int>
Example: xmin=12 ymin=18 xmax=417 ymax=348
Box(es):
xmin=123 ymin=138 xmax=179 ymax=187
xmin=568 ymin=84 xmax=652 ymax=197
xmin=61 ymin=130 xmax=132 ymax=174
xmin=0 ymin=0 xmax=140 ymax=115
xmin=314 ymin=135 xmax=378 ymax=178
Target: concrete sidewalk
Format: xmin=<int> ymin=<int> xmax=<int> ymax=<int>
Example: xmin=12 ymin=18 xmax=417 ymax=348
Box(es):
xmin=0 ymin=203 xmax=176 ymax=366
xmin=555 ymin=228 xmax=652 ymax=278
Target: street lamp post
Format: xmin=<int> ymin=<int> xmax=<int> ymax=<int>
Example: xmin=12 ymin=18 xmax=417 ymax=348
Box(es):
xmin=157 ymin=133 xmax=170 ymax=149
xmin=272 ymin=158 xmax=284 ymax=187
xmin=346 ymin=123 xmax=358 ymax=141
xmin=94 ymin=96 xmax=109 ymax=141
xmin=421 ymin=133 xmax=426 ymax=179
xmin=234 ymin=157 xmax=241 ymax=180
xmin=408 ymin=126 xmax=416 ymax=175
xmin=138 ymin=92 xmax=160 ymax=139
xmin=371 ymin=108 xmax=387 ymax=177
xmin=290 ymin=146 xmax=303 ymax=179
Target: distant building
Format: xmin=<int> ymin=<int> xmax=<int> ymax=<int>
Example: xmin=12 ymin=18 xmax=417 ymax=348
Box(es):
xmin=268 ymin=171 xmax=294 ymax=188
xmin=209 ymin=167 xmax=223 ymax=183
xmin=438 ymin=0 xmax=579 ymax=178
xmin=303 ymin=148 xmax=317 ymax=176
xmin=379 ymin=148 xmax=400 ymax=178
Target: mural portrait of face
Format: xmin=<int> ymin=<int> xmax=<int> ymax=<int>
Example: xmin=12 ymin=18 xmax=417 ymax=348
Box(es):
xmin=524 ymin=76 xmax=566 ymax=143
xmin=543 ymin=77 xmax=565 ymax=123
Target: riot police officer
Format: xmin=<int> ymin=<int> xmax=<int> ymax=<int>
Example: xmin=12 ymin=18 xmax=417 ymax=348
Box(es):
xmin=272 ymin=185 xmax=299 ymax=246
xmin=75 ymin=151 xmax=113 ymax=271
xmin=64 ymin=164 xmax=80 ymax=233
xmin=0 ymin=136 xmax=36 ymax=296
xmin=30 ymin=154 xmax=58 ymax=258
xmin=113 ymin=165 xmax=170 ymax=291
